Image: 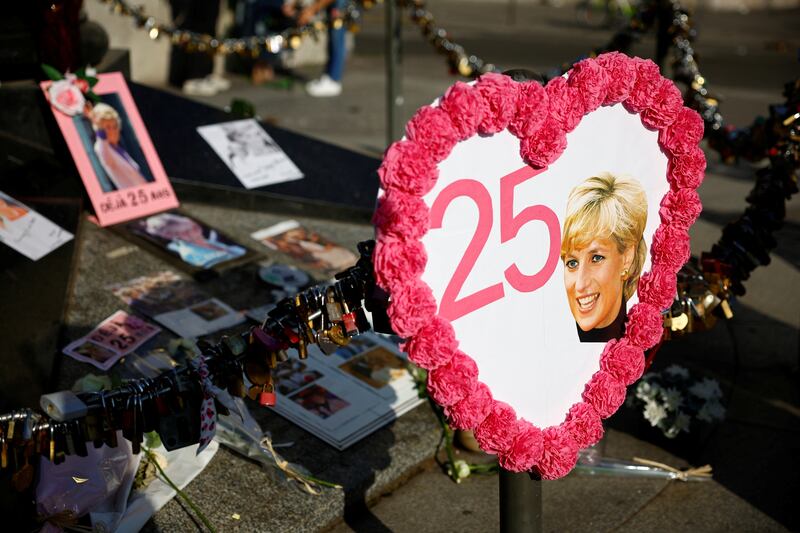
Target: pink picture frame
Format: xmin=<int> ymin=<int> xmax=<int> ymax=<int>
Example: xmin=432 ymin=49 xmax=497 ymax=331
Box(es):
xmin=41 ymin=72 xmax=179 ymax=226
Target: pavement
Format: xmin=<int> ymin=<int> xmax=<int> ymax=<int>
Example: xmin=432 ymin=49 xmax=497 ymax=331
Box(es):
xmin=105 ymin=2 xmax=798 ymax=531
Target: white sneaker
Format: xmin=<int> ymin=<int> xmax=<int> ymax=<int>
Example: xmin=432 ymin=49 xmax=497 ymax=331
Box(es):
xmin=205 ymin=75 xmax=231 ymax=92
xmin=305 ymin=75 xmax=342 ymax=97
xmin=182 ymin=78 xmax=218 ymax=96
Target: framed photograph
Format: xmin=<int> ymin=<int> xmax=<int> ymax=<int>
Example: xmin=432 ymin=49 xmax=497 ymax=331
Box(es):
xmin=41 ymin=72 xmax=179 ymax=226
xmin=116 ymin=210 xmax=257 ymax=279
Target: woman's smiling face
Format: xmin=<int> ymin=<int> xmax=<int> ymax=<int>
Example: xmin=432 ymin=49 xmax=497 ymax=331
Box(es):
xmin=563 ymin=237 xmax=633 ymax=332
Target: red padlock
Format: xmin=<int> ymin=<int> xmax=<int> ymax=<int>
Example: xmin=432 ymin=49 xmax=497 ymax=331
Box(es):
xmin=258 ymin=385 xmax=277 ymax=407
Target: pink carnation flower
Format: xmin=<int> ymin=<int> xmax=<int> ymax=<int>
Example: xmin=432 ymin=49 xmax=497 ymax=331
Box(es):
xmin=658 ymin=107 xmax=705 ymax=156
xmin=444 ymin=381 xmax=493 ymax=430
xmin=546 ymin=76 xmax=585 ymax=133
xmin=400 ymin=316 xmax=458 ymax=369
xmin=427 ymin=350 xmax=479 ymax=407
xmin=378 ymin=140 xmax=439 ymax=196
xmin=372 ymin=191 xmax=431 ymax=242
xmin=625 ymin=302 xmax=665 ymax=349
xmin=567 ymin=58 xmax=609 ymax=113
xmin=667 ymin=147 xmax=706 ymax=190
xmin=475 ymin=72 xmax=521 ymax=135
xmin=508 ymin=81 xmax=549 ymax=138
xmin=638 ymin=268 xmax=678 ymax=310
xmin=474 ymin=401 xmax=519 ymax=455
xmin=498 ymin=420 xmax=544 ymax=472
xmin=595 ymin=51 xmax=637 ymax=105
xmin=562 ymin=402 xmax=604 ymax=449
xmin=440 ymin=81 xmax=486 ymax=140
xmin=387 ymin=279 xmax=438 ymax=338
xmin=405 ymin=106 xmax=459 ymax=162
xmin=624 ymin=58 xmax=663 ymax=113
xmin=651 ymin=224 xmax=691 ymax=272
xmin=640 ymin=78 xmax=684 ymax=130
xmin=659 ymin=188 xmax=703 ymax=230
xmin=520 ymin=118 xmax=567 ymax=169
xmin=599 ymin=338 xmax=646 ymax=386
xmin=581 ymin=370 xmax=627 ymax=418
xmin=373 ymin=237 xmax=427 ymax=294
xmin=534 ymin=426 xmax=579 ymax=480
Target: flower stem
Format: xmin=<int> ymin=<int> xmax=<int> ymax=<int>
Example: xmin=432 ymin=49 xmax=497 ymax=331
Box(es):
xmin=142 ymin=447 xmax=217 ymax=533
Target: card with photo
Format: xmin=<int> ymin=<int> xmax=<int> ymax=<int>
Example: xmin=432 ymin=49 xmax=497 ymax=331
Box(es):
xmin=251 ymin=220 xmax=357 ymax=279
xmin=41 ymin=72 xmax=179 ymax=226
xmin=63 ymin=310 xmax=161 ymax=370
xmin=197 ymin=119 xmax=304 ymax=189
xmin=118 ymin=211 xmax=256 ymax=278
xmin=108 ymin=271 xmax=245 ymax=338
xmin=0 ymin=191 xmax=74 ymax=261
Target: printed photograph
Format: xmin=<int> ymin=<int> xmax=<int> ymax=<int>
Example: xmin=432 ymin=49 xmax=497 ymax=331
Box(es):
xmin=339 ymin=346 xmax=409 ymax=389
xmin=0 ymin=194 xmax=28 ymax=230
xmin=197 ymin=119 xmax=304 ymax=189
xmin=560 ymin=172 xmax=648 ymax=343
xmin=125 ymin=212 xmax=248 ymax=269
xmin=289 ymin=384 xmax=350 ymax=419
xmin=109 ymin=271 xmax=208 ymax=316
xmin=70 ymin=339 xmax=119 ymax=364
xmin=252 ymin=220 xmax=357 ymax=278
xmin=72 ymin=93 xmax=155 ymax=193
xmin=189 ymin=300 xmax=230 ymax=322
xmin=274 ymin=360 xmax=323 ymax=396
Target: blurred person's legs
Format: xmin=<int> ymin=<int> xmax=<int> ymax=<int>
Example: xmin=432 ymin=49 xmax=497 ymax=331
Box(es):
xmin=306 ymin=0 xmax=346 ymax=97
xmin=168 ymin=0 xmax=222 ymax=94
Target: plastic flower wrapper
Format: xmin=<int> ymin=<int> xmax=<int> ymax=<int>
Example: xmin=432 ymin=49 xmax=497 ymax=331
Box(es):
xmin=36 ymin=431 xmax=140 ymax=533
xmin=213 ymin=395 xmax=340 ymax=493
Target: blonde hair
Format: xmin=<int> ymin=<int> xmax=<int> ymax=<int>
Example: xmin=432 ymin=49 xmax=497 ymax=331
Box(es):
xmin=561 ymin=172 xmax=648 ymax=301
xmin=91 ymin=103 xmax=121 ymax=128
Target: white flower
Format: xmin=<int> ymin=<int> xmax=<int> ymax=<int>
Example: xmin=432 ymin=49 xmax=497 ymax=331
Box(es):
xmin=450 ymin=460 xmax=471 ymax=483
xmin=674 ymin=411 xmax=691 ymax=433
xmin=48 ymin=79 xmax=85 ymax=116
xmin=697 ymin=400 xmax=726 ymax=422
xmin=661 ymin=387 xmax=684 ymax=411
xmin=636 ymin=381 xmax=660 ymax=402
xmin=643 ymin=401 xmax=668 ymax=427
xmin=664 ymin=365 xmax=689 ymax=378
xmin=689 ymin=378 xmax=723 ymax=401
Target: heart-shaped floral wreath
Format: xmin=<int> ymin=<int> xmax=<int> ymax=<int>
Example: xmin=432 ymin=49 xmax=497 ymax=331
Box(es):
xmin=372 ymin=52 xmax=706 ymax=480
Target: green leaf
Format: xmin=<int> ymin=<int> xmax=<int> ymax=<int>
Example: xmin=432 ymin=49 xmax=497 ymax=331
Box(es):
xmin=41 ymin=63 xmax=63 ymax=81
xmin=87 ymin=91 xmax=101 ymax=104
xmin=86 ymin=76 xmax=99 ymax=88
xmin=144 ymin=431 xmax=162 ymax=449
xmin=75 ymin=67 xmax=86 ymax=79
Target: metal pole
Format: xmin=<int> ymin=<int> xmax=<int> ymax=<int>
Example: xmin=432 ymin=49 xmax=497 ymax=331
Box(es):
xmin=499 ymin=469 xmax=543 ymax=533
xmin=385 ymin=0 xmax=404 ymax=146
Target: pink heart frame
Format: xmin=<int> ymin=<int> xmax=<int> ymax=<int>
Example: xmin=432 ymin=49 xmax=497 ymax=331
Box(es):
xmin=372 ymin=52 xmax=706 ymax=479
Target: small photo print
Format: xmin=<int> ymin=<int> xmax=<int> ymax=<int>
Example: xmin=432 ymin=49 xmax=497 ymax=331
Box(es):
xmin=0 ymin=191 xmax=73 ymax=261
xmin=197 ymin=118 xmax=304 ymax=189
xmin=69 ymin=339 xmax=119 ymax=364
xmin=339 ymin=347 xmax=409 ymax=389
xmin=125 ymin=211 xmax=248 ymax=269
xmin=289 ymin=384 xmax=349 ymax=419
xmin=274 ymin=360 xmax=323 ymax=396
xmin=251 ymin=220 xmax=357 ymax=278
xmin=109 ymin=271 xmax=207 ymax=316
xmin=189 ymin=299 xmax=230 ymax=321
